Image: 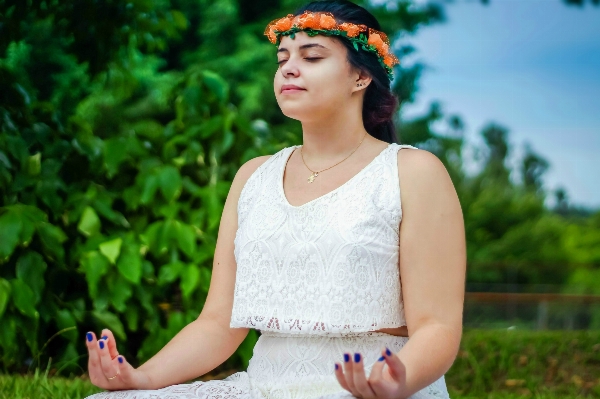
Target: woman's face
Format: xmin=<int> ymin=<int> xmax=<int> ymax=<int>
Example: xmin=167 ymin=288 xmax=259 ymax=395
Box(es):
xmin=274 ymin=31 xmax=361 ymax=122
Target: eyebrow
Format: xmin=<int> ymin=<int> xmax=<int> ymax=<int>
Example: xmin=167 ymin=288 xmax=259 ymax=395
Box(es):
xmin=277 ymin=43 xmax=329 ymax=53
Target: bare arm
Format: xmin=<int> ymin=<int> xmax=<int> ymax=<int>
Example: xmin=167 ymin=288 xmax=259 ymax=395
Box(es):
xmin=86 ymin=155 xmax=272 ymax=390
xmin=394 ymin=148 xmax=466 ymax=397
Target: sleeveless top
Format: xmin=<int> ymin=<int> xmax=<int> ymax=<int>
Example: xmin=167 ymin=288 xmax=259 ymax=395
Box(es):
xmin=229 ymin=143 xmax=418 ymax=335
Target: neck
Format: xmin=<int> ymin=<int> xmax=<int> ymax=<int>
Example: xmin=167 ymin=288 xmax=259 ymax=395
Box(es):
xmin=299 ymin=108 xmax=372 ymax=168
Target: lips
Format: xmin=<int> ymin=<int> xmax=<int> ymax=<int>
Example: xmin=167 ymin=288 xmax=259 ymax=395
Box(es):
xmin=281 ymin=84 xmax=306 ymax=93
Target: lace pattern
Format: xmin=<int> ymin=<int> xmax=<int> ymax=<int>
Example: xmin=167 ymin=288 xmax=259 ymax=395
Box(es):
xmin=231 ymin=144 xmax=417 ymax=334
xmin=84 ymin=332 xmax=450 ymax=399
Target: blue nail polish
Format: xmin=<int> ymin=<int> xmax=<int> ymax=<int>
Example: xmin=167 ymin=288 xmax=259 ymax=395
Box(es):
xmin=335 ymin=363 xmax=338 ymax=370
xmin=378 ymin=356 xmax=385 ymax=362
xmin=354 ymin=353 xmax=361 ymax=362
xmin=118 ymin=356 xmax=124 ymax=364
xmin=385 ymin=347 xmax=392 ymax=356
xmin=86 ymin=332 xmax=93 ymax=342
xmin=99 ymin=340 xmax=105 ymax=349
xmin=102 ymin=335 xmax=108 ymax=340
xmin=344 ymin=353 xmax=350 ymax=362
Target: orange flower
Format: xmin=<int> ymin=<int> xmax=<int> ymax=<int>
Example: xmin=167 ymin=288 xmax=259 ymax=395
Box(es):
xmin=266 ymin=26 xmax=277 ymax=43
xmin=380 ymin=42 xmax=389 ymax=56
xmin=368 ymin=32 xmax=385 ymax=55
xmin=338 ymin=22 xmax=361 ymax=38
xmin=296 ymin=12 xmax=320 ymax=29
xmin=319 ymin=14 xmax=337 ymax=29
xmin=383 ymin=54 xmax=395 ymax=67
xmin=274 ymin=15 xmax=293 ymax=32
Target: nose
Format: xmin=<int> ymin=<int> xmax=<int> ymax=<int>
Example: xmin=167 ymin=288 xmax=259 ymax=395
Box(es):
xmin=279 ymin=57 xmax=300 ymax=77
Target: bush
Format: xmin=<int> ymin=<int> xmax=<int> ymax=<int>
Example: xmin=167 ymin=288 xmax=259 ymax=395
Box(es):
xmin=0 ymin=45 xmax=285 ymax=374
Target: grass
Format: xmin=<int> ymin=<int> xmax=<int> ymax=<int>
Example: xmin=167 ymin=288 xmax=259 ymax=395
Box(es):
xmin=1 ymin=329 xmax=599 ymax=398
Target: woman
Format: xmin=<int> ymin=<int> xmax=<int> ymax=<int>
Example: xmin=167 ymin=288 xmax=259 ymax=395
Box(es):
xmin=84 ymin=1 xmax=466 ymax=398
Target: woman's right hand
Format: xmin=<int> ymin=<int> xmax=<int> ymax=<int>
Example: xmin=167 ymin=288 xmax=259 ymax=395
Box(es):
xmin=85 ymin=329 xmax=152 ymax=391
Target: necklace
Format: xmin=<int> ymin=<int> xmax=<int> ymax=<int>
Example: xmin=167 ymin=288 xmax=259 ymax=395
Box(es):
xmin=300 ymin=132 xmax=368 ymax=183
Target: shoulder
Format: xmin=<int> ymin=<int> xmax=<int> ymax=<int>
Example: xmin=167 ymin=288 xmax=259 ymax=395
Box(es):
xmin=233 ymin=154 xmax=272 ymax=185
xmin=395 ymin=146 xmax=459 ymax=211
xmin=395 ymin=146 xmax=447 ymax=182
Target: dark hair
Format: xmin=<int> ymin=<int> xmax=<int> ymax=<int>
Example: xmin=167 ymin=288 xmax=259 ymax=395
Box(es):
xmin=293 ymin=0 xmax=399 ymax=143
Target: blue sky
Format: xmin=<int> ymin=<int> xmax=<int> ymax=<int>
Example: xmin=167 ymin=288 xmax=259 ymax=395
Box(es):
xmin=391 ymin=0 xmax=600 ymax=209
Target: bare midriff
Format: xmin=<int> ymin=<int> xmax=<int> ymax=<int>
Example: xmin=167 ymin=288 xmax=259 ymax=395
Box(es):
xmin=373 ymin=325 xmax=409 ymax=337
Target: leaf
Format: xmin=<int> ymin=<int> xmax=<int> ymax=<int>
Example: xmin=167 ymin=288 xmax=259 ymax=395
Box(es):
xmin=202 ymin=70 xmax=229 ymax=103
xmin=0 ymin=278 xmax=11 ymax=320
xmin=92 ymin=311 xmax=126 ymax=341
xmin=125 ymin=306 xmax=139 ymax=332
xmin=142 ymin=221 xmax=165 ymax=256
xmin=37 ymin=222 xmax=67 ymax=261
xmin=104 ymin=137 xmax=129 ymax=178
xmin=175 ymin=221 xmax=196 ymax=258
xmin=140 ymin=173 xmax=159 ymax=204
xmin=353 ymin=41 xmax=359 ymax=51
xmin=27 ymin=153 xmax=41 ymax=176
xmin=99 ymin=237 xmax=123 ymax=264
xmin=116 ymin=239 xmax=142 ymax=284
xmin=171 ymin=10 xmax=188 ymax=29
xmin=78 ymin=206 xmax=101 ymax=237
xmin=158 ymin=165 xmax=182 ymax=202
xmin=221 ymin=129 xmax=234 ymax=155
xmin=180 ymin=265 xmax=200 ymax=299
xmin=0 ymin=210 xmax=23 ymax=259
xmin=55 ymin=309 xmax=78 ymax=341
xmin=15 ymin=252 xmax=47 ymax=304
xmin=80 ymin=251 xmax=110 ymax=298
xmin=157 ymin=261 xmax=184 ymax=285
xmin=108 ymin=274 xmax=132 ymax=313
xmin=10 ymin=279 xmax=37 ymax=318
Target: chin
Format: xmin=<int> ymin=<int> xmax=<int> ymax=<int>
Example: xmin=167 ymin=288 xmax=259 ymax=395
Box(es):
xmin=280 ymin=105 xmax=321 ymax=122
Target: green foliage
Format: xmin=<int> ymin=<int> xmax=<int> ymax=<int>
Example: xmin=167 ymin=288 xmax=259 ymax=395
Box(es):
xmin=447 ymin=329 xmax=600 ymax=397
xmin=0 ymin=1 xmax=291 ymax=373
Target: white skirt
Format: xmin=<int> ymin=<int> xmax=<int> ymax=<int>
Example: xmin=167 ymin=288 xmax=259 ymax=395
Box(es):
xmin=85 ymin=331 xmax=450 ymax=399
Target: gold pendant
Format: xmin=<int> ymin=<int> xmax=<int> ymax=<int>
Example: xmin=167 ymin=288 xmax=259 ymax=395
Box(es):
xmin=307 ymin=172 xmax=319 ymax=183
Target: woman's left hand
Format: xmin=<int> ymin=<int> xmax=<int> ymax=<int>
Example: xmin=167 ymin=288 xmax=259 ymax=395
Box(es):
xmin=334 ymin=347 xmax=408 ymax=399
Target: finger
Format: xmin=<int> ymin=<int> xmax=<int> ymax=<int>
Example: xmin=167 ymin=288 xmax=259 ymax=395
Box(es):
xmin=334 ymin=362 xmax=352 ymax=392
xmin=368 ymin=349 xmax=388 ymax=396
xmin=98 ymin=336 xmax=119 ymax=381
xmin=114 ymin=355 xmax=135 ymax=385
xmin=342 ymin=352 xmax=357 ymax=393
xmin=352 ymin=352 xmax=376 ymax=399
xmin=85 ymin=331 xmax=107 ymax=385
xmin=100 ymin=328 xmax=120 ymax=360
xmin=383 ymin=347 xmax=407 ymax=382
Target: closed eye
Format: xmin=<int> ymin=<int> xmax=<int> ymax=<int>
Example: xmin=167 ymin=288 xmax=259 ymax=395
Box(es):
xmin=276 ymin=57 xmax=322 ymax=65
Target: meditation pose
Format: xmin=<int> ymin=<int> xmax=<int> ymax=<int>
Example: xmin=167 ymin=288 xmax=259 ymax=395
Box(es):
xmin=84 ymin=1 xmax=466 ymax=398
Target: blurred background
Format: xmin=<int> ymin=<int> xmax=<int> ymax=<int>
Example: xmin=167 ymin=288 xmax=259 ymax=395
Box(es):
xmin=0 ymin=0 xmax=599 ymax=397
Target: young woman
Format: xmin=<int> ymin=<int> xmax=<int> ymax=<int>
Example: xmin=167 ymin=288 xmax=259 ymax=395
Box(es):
xmin=84 ymin=1 xmax=466 ymax=398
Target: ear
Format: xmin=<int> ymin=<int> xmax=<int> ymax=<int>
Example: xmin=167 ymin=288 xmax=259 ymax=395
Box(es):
xmin=353 ymin=69 xmax=372 ymax=91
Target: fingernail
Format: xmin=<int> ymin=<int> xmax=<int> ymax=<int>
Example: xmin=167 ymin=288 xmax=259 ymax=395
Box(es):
xmin=102 ymin=335 xmax=108 ymax=340
xmin=378 ymin=356 xmax=385 ymax=362
xmin=385 ymin=347 xmax=392 ymax=356
xmin=99 ymin=340 xmax=105 ymax=349
xmin=354 ymin=353 xmax=361 ymax=362
xmin=118 ymin=356 xmax=124 ymax=364
xmin=343 ymin=353 xmax=350 ymax=362
xmin=334 ymin=363 xmax=338 ymax=370
xmin=86 ymin=332 xmax=93 ymax=342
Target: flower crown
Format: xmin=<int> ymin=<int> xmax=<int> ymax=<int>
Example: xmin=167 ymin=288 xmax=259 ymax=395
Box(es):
xmin=265 ymin=11 xmax=400 ymax=80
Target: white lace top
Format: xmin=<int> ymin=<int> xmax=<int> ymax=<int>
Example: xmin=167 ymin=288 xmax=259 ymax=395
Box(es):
xmin=230 ymin=143 xmax=417 ymax=335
